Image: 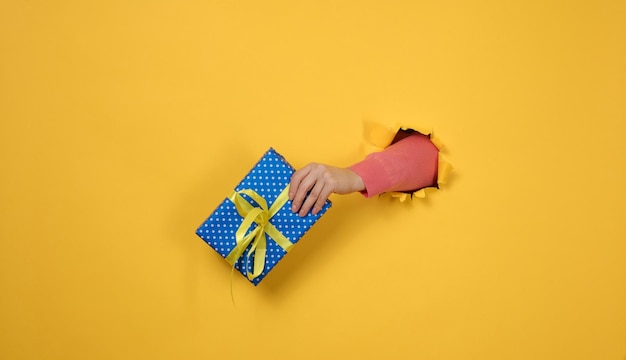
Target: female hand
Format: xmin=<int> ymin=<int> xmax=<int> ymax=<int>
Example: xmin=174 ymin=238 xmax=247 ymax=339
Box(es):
xmin=289 ymin=163 xmax=365 ymax=216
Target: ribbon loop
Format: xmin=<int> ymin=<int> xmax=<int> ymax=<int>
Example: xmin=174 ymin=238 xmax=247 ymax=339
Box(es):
xmin=225 ymin=185 xmax=293 ymax=281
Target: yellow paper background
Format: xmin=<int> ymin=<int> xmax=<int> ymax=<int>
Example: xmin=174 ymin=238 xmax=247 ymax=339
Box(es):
xmin=1 ymin=1 xmax=625 ymax=359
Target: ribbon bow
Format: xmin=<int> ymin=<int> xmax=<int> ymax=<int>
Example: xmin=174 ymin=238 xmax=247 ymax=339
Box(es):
xmin=225 ymin=185 xmax=293 ymax=281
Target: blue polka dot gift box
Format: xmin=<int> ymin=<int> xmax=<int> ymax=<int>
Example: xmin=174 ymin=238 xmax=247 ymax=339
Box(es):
xmin=196 ymin=148 xmax=332 ymax=285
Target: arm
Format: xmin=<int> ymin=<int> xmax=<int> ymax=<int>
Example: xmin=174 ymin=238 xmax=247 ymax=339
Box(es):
xmin=289 ymin=132 xmax=439 ymax=216
xmin=348 ymin=131 xmax=438 ymax=198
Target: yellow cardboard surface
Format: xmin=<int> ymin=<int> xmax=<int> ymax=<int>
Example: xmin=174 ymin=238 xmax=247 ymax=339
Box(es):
xmin=1 ymin=1 xmax=625 ymax=359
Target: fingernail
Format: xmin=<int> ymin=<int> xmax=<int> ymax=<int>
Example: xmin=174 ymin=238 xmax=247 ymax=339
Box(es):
xmin=312 ymin=207 xmax=319 ymax=215
xmin=288 ymin=192 xmax=294 ymax=200
xmin=291 ymin=204 xmax=297 ymax=212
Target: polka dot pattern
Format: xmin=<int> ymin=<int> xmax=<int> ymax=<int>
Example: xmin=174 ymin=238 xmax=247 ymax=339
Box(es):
xmin=195 ymin=148 xmax=332 ymax=285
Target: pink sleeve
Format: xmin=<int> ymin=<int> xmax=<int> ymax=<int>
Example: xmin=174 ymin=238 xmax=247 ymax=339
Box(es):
xmin=348 ymin=133 xmax=439 ymax=198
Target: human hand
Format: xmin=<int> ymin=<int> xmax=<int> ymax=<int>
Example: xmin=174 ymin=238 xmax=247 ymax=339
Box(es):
xmin=289 ymin=163 xmax=365 ymax=217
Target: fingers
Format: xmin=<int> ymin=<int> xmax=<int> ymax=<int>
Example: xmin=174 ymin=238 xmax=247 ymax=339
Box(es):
xmin=289 ymin=163 xmax=332 ymax=217
xmin=297 ymin=182 xmax=322 ymax=217
xmin=289 ymin=165 xmax=310 ymax=201
xmin=289 ymin=164 xmax=315 ymax=214
xmin=298 ymin=181 xmax=333 ymax=217
xmin=312 ymin=185 xmax=333 ymax=215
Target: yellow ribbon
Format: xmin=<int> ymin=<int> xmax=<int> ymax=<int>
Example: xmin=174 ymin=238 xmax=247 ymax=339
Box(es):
xmin=225 ymin=185 xmax=293 ymax=281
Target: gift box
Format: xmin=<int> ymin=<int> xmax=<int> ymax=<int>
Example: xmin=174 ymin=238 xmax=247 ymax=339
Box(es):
xmin=196 ymin=148 xmax=332 ymax=285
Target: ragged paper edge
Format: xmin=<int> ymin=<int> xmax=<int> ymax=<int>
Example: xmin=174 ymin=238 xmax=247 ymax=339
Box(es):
xmin=360 ymin=120 xmax=453 ymax=203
